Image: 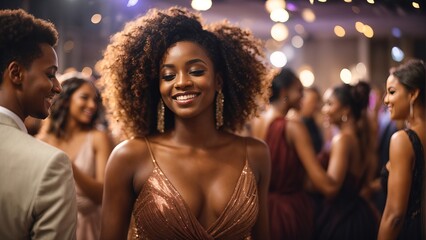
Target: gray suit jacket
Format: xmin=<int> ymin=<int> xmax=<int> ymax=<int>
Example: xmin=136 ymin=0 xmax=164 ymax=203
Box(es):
xmin=0 ymin=112 xmax=77 ymax=240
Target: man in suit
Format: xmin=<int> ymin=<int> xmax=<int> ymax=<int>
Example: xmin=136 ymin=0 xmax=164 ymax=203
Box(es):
xmin=0 ymin=9 xmax=77 ymax=239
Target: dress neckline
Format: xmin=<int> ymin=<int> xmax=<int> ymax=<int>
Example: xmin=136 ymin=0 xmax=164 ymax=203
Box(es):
xmin=141 ymin=137 xmax=252 ymax=232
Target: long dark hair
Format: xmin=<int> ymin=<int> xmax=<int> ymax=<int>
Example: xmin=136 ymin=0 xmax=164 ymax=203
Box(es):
xmin=47 ymin=74 xmax=102 ymax=138
xmin=269 ymin=68 xmax=298 ymax=102
xmin=332 ymin=81 xmax=372 ymax=167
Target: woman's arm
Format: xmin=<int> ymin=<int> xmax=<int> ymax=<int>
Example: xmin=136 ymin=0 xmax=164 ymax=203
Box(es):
xmin=288 ymin=120 xmax=347 ymax=198
xmin=100 ymin=140 xmax=138 ymax=240
xmin=324 ymin=133 xmax=351 ymax=196
xmin=247 ymin=137 xmax=271 ymax=240
xmin=71 ymin=130 xmax=114 ymax=204
xmin=378 ymin=131 xmax=413 ymax=240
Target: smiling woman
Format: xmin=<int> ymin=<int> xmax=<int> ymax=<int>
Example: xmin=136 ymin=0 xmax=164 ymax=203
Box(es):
xmin=36 ymin=73 xmax=114 ymax=240
xmin=98 ymin=6 xmax=272 ymax=240
xmin=379 ymin=59 xmax=426 ymax=240
xmin=159 ymin=41 xmax=218 ymax=123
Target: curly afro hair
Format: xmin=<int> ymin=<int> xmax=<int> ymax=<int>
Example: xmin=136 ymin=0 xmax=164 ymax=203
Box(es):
xmin=99 ymin=7 xmax=271 ymax=138
xmin=0 ymin=9 xmax=58 ymax=84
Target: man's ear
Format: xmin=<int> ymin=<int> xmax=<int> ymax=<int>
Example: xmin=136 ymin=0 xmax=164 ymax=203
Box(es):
xmin=7 ymin=61 xmax=24 ymax=85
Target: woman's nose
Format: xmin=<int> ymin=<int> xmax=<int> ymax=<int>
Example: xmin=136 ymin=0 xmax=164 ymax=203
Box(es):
xmin=174 ymin=74 xmax=193 ymax=89
xmin=383 ymin=93 xmax=389 ymax=105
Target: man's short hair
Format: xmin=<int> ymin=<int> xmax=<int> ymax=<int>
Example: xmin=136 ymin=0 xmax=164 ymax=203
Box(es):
xmin=0 ymin=9 xmax=58 ymax=83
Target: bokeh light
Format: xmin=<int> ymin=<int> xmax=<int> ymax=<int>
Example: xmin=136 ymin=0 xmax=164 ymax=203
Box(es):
xmin=270 ymin=8 xmax=290 ymax=23
xmin=340 ymin=68 xmax=352 ymax=84
xmin=91 ymin=14 xmax=102 ymax=24
xmin=299 ymin=69 xmax=315 ymax=87
xmin=270 ymin=51 xmax=288 ymax=68
xmin=291 ymin=35 xmax=304 ymax=48
xmin=271 ymin=23 xmax=289 ymax=41
xmin=302 ymin=8 xmax=316 ymax=23
xmin=191 ymin=0 xmax=212 ymax=11
xmin=391 ymin=46 xmax=405 ymax=62
xmin=334 ymin=25 xmax=345 ymax=37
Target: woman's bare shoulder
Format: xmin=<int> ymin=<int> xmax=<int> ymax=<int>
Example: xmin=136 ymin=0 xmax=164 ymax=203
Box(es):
xmin=113 ymin=136 xmax=150 ymax=155
xmin=92 ymin=128 xmax=110 ymax=139
xmin=107 ymin=138 xmax=152 ymax=170
xmin=237 ymin=135 xmax=270 ymax=185
xmin=243 ymin=136 xmax=270 ymax=167
xmin=91 ymin=129 xmax=114 ymax=147
xmin=389 ymin=130 xmax=413 ymax=158
xmin=390 ymin=129 xmax=411 ymax=142
xmin=222 ymin=133 xmax=269 ymax=163
xmin=244 ymin=136 xmax=269 ymax=152
xmin=106 ymin=137 xmax=156 ymax=191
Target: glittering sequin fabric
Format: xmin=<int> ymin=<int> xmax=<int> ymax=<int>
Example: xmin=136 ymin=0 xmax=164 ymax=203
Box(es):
xmin=130 ymin=139 xmax=259 ymax=240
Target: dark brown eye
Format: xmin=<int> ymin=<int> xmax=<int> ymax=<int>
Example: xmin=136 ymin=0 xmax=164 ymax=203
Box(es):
xmin=162 ymin=74 xmax=175 ymax=81
xmin=190 ymin=70 xmax=204 ymax=76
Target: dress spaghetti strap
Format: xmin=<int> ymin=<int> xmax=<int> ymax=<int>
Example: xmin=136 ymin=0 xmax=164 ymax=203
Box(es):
xmin=243 ymin=137 xmax=248 ymax=164
xmin=144 ymin=137 xmax=156 ymax=164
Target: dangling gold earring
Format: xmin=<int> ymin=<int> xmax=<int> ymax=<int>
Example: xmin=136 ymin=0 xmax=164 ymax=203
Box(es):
xmin=283 ymin=96 xmax=288 ymax=103
xmin=341 ymin=114 xmax=348 ymax=122
xmin=216 ymin=90 xmax=224 ymax=129
xmin=157 ymin=99 xmax=165 ymax=133
xmin=410 ymin=100 xmax=414 ymax=119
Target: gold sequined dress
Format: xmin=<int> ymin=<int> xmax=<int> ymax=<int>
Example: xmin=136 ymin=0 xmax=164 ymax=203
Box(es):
xmin=130 ymin=138 xmax=259 ymax=240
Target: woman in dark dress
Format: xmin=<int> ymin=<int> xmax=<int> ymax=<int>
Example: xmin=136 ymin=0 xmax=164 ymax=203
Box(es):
xmin=379 ymin=59 xmax=426 ymax=240
xmin=314 ymin=82 xmax=378 ymax=240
